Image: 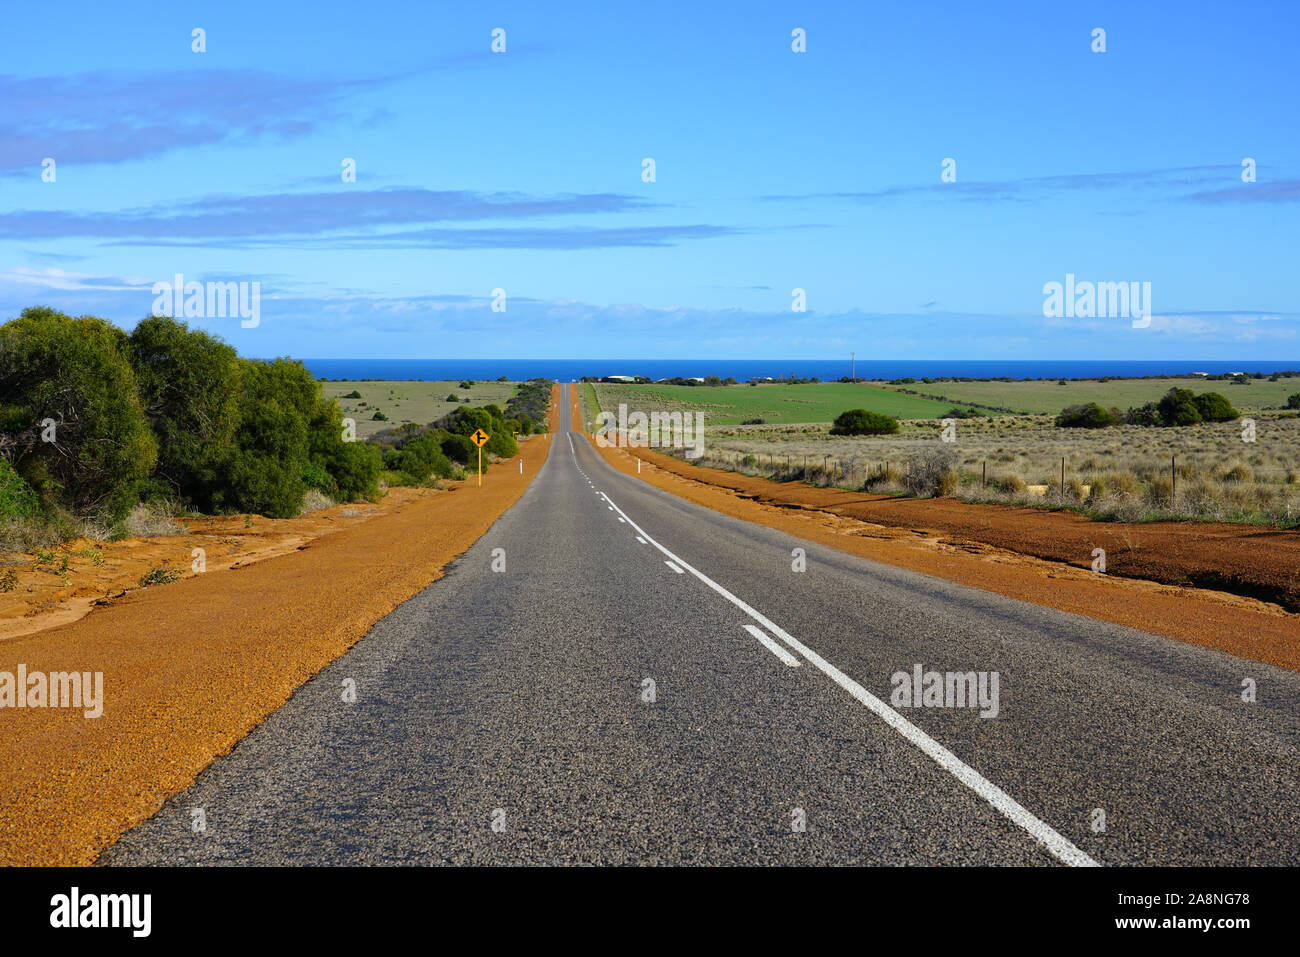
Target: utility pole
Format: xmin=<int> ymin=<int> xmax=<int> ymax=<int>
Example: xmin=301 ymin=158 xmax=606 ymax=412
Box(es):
xmin=851 ymin=351 xmax=855 ymax=381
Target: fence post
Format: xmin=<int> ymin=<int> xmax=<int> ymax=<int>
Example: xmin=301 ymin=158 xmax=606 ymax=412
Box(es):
xmin=982 ymin=460 xmax=986 ymax=489
xmin=1171 ymin=455 xmax=1176 ymax=504
xmin=1061 ymin=457 xmax=1065 ymax=498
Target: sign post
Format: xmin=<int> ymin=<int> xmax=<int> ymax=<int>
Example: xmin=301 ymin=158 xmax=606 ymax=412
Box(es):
xmin=471 ymin=428 xmax=490 ymax=486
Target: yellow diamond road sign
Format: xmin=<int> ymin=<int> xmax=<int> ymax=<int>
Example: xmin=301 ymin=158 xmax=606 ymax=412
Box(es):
xmin=471 ymin=429 xmax=490 ymax=447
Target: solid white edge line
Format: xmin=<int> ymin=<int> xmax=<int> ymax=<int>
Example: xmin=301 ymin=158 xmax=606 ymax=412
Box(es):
xmin=597 ymin=487 xmax=1098 ymax=868
xmin=743 ymin=624 xmax=800 ymax=667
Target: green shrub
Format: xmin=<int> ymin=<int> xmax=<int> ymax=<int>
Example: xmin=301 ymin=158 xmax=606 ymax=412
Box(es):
xmin=446 ymin=393 xmax=459 ymax=402
xmin=1124 ymin=402 xmax=1161 ymax=427
xmin=139 ymin=565 xmax=180 ymax=587
xmin=219 ymin=359 xmax=312 ymax=517
xmin=301 ymin=460 xmax=333 ymax=492
xmin=1193 ymin=391 xmax=1238 ymax=422
xmin=128 ymin=315 xmax=241 ymax=512
xmin=437 ymin=405 xmax=519 ymax=460
xmin=830 ymin=409 xmax=899 ymax=436
xmin=484 ymin=429 xmax=519 ymax=459
xmin=336 ymin=442 xmax=383 ymax=498
xmin=0 ymin=307 xmax=157 ymax=519
xmin=306 ymin=386 xmax=381 ymax=502
xmin=383 ymin=431 xmax=455 ymax=486
xmin=1055 ymin=402 xmax=1118 ymax=429
xmin=441 ymin=433 xmax=474 ymax=465
xmin=505 ymin=379 xmax=552 ymax=429
xmin=0 ymin=459 xmax=39 ymax=520
xmin=1157 ymin=388 xmax=1202 ymax=426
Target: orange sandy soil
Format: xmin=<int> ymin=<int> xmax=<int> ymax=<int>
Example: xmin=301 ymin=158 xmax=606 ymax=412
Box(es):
xmin=0 ymin=490 xmax=432 ymax=642
xmin=575 ymin=390 xmax=1300 ymax=672
xmin=0 ymin=387 xmax=558 ymax=866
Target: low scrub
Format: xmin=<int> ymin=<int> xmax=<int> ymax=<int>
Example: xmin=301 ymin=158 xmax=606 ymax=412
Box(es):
xmin=905 ymin=446 xmax=958 ymax=497
xmin=122 ymin=502 xmax=184 ymax=538
xmin=830 ymin=409 xmax=899 ymax=436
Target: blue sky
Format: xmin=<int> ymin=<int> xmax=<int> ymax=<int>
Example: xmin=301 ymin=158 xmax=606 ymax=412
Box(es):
xmin=0 ymin=0 xmax=1296 ymax=360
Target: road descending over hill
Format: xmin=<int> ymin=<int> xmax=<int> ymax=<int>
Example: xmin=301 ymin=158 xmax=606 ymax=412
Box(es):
xmin=102 ymin=393 xmax=1300 ymax=865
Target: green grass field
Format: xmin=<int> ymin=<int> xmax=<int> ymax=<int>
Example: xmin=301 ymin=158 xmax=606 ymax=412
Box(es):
xmin=320 ymin=380 xmax=519 ymax=438
xmin=878 ymin=376 xmax=1300 ymax=415
xmin=590 ymin=382 xmax=964 ymax=425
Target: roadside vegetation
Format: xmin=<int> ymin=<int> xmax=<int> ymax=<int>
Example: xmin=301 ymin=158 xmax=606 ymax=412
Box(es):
xmin=0 ymin=307 xmax=392 ymax=550
xmin=368 ymin=378 xmax=549 ymax=487
xmin=0 ymin=305 xmax=551 ymax=553
xmin=320 ymin=378 xmax=519 ymax=439
xmin=1054 ymin=388 xmax=1238 ymax=429
xmin=659 ymin=399 xmax=1300 ymax=526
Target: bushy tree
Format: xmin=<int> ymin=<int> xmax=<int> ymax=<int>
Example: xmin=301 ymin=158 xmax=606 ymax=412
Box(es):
xmin=438 ymin=405 xmax=518 ymax=459
xmin=1156 ymin=388 xmax=1202 ymax=426
xmin=1 ymin=310 xmax=386 ymax=524
xmin=0 ymin=307 xmax=156 ymax=518
xmin=1125 ymin=402 xmax=1160 ymax=427
xmin=307 ymin=396 xmax=381 ymax=501
xmin=441 ymin=433 xmax=474 ymax=465
xmin=383 ymin=431 xmax=456 ymax=485
xmin=830 ymin=408 xmax=899 ymax=436
xmin=128 ymin=315 xmax=240 ymax=511
xmin=484 ymin=428 xmax=518 ymax=458
xmin=220 ymin=359 xmax=311 ymax=517
xmin=1193 ymin=391 xmax=1238 ymax=422
xmin=1055 ymin=402 xmax=1118 ymax=429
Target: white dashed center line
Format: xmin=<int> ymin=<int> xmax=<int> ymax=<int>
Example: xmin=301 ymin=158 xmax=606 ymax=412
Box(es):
xmin=596 ymin=487 xmax=1098 ymax=869
xmin=743 ymin=624 xmax=800 ymax=667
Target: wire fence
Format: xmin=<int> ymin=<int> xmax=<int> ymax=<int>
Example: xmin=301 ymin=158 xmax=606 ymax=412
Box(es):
xmin=675 ymin=447 xmax=1300 ymax=498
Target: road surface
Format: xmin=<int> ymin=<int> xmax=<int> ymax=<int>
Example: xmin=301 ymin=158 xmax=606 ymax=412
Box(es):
xmin=102 ymin=395 xmax=1300 ymax=865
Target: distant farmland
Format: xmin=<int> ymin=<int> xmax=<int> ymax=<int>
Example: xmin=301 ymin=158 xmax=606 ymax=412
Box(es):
xmin=321 ymin=380 xmax=519 ymax=438
xmin=591 ymin=382 xmax=967 ymax=425
xmin=878 ymin=376 xmax=1300 ymax=415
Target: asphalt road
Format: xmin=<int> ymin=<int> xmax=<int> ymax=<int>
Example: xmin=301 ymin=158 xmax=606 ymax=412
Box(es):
xmin=102 ymin=396 xmax=1300 ymax=865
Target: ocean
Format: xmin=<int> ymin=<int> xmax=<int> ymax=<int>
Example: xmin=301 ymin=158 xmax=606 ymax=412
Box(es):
xmin=296 ymin=358 xmax=1300 ymax=382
